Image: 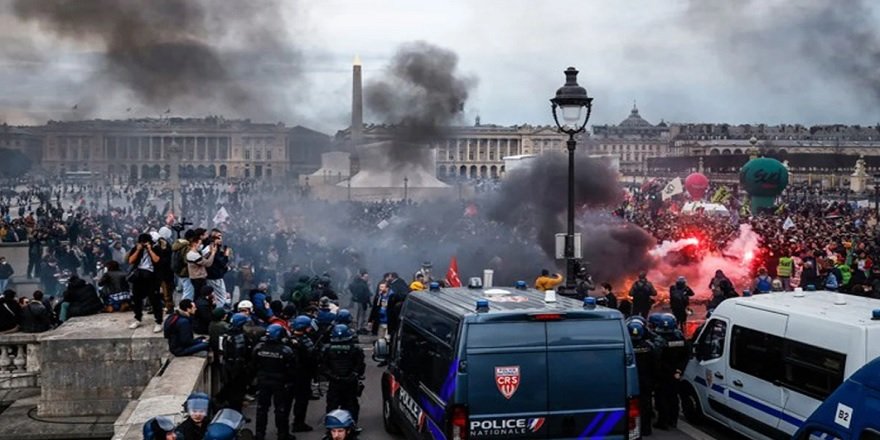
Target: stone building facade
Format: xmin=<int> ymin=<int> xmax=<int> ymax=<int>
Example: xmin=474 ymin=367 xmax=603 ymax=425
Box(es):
xmin=0 ymin=124 xmax=43 ymax=164
xmin=39 ymin=117 xmax=291 ymax=180
xmin=588 ymin=104 xmax=671 ymax=175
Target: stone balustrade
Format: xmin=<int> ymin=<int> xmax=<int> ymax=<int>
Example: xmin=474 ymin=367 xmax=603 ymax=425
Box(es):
xmin=0 ymin=332 xmax=40 ymax=389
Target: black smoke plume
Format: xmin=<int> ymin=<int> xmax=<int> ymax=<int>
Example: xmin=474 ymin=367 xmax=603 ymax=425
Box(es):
xmin=684 ymin=0 xmax=880 ymax=108
xmin=12 ymin=0 xmax=299 ymax=119
xmin=364 ymin=41 xmax=476 ymax=165
xmin=488 ymin=152 xmax=655 ymax=283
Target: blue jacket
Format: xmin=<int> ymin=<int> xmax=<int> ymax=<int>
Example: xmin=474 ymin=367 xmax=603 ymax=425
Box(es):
xmin=165 ymin=312 xmax=199 ymax=356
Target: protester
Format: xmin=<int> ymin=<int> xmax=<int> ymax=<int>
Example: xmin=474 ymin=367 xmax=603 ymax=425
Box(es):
xmin=19 ymin=291 xmax=52 ymax=333
xmin=0 ymin=289 xmax=21 ymax=333
xmin=164 ymin=299 xmax=210 ymax=357
xmin=0 ymin=256 xmax=14 ymax=292
xmin=347 ymin=270 xmax=371 ymax=335
xmin=127 ymin=233 xmax=163 ymax=332
xmin=58 ymin=275 xmax=103 ymax=322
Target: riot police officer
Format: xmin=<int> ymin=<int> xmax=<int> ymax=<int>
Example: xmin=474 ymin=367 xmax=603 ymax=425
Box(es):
xmin=334 ymin=309 xmax=359 ymax=343
xmin=143 ymin=415 xmax=182 ymax=440
xmin=321 ymin=324 xmax=365 ymax=423
xmin=177 ymin=392 xmax=211 ymax=440
xmin=649 ymin=313 xmax=690 ymax=430
xmin=218 ymin=313 xmax=252 ymax=411
xmin=290 ymin=315 xmax=318 ymax=433
xmin=322 ymin=409 xmax=357 ymax=440
xmin=252 ymin=324 xmax=296 ymax=440
xmin=627 ymin=317 xmax=660 ymax=436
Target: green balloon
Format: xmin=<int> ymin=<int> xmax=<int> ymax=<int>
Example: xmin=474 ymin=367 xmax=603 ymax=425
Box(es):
xmin=750 ymin=195 xmax=776 ymax=213
xmin=740 ymin=158 xmax=789 ymax=198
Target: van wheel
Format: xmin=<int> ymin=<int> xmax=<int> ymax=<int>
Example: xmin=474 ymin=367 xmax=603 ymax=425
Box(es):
xmin=680 ymin=383 xmax=704 ymax=424
xmin=383 ymin=394 xmax=402 ymax=434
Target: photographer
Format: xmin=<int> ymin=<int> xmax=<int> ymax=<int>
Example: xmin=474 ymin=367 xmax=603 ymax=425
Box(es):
xmin=186 ymin=233 xmax=217 ymax=299
xmin=205 ymin=228 xmax=232 ymax=309
xmin=127 ymin=233 xmax=163 ymax=332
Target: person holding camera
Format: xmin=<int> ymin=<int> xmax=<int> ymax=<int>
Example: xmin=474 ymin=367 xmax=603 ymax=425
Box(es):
xmin=187 ymin=234 xmax=217 ymax=301
xmin=127 ymin=233 xmax=163 ymax=332
xmin=206 ymin=228 xmax=232 ymax=309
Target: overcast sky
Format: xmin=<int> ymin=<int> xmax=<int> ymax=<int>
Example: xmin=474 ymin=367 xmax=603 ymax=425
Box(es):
xmin=2 ymin=0 xmax=880 ymax=133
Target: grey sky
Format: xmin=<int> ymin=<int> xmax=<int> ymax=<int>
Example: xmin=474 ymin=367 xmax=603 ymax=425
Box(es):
xmin=2 ymin=0 xmax=880 ymax=132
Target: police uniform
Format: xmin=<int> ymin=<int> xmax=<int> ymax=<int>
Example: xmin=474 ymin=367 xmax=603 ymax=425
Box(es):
xmin=291 ymin=331 xmax=317 ymax=431
xmin=633 ymin=336 xmax=660 ymax=436
xmin=252 ymin=336 xmax=297 ymax=440
xmin=654 ymin=328 xmax=690 ymax=429
xmin=219 ymin=327 xmax=251 ymax=411
xmin=321 ymin=333 xmax=366 ymax=422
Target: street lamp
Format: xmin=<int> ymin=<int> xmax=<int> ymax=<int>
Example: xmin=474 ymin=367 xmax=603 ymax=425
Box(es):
xmin=403 ymin=176 xmax=409 ymax=203
xmin=550 ymin=66 xmax=593 ymax=295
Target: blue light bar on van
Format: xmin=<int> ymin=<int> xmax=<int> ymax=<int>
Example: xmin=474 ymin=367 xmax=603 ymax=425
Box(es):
xmin=583 ymin=297 xmax=597 ymax=309
xmin=475 ymin=299 xmax=489 ymax=313
xmin=515 ymin=281 xmax=528 ymax=290
xmin=873 ymin=309 xmax=880 ymax=321
xmin=429 ymin=282 xmax=440 ymax=292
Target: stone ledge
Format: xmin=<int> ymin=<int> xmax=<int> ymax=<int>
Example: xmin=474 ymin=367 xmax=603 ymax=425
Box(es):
xmin=112 ymin=356 xmax=209 ymax=440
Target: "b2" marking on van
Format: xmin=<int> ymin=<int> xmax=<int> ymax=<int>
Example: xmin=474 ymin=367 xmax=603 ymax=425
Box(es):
xmin=495 ymin=365 xmax=521 ymax=399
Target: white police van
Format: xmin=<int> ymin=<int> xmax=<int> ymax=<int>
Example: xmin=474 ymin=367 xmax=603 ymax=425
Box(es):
xmin=681 ymin=291 xmax=880 ymax=440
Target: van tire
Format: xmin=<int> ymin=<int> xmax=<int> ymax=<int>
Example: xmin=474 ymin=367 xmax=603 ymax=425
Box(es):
xmin=680 ymin=383 xmax=704 ymax=424
xmin=383 ymin=390 xmax=402 ymax=434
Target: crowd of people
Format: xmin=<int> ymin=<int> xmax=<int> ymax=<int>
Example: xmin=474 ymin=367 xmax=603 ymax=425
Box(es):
xmin=3 ymin=172 xmax=880 ymax=438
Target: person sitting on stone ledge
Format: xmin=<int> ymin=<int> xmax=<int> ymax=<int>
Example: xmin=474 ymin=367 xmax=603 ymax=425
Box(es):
xmin=164 ymin=299 xmax=210 ymax=357
xmin=19 ymin=291 xmax=52 ymax=333
xmin=0 ymin=289 xmax=21 ymax=334
xmin=58 ymin=274 xmax=104 ymax=323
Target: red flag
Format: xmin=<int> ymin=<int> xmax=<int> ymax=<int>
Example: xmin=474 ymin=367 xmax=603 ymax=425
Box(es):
xmin=445 ymin=256 xmax=462 ymax=288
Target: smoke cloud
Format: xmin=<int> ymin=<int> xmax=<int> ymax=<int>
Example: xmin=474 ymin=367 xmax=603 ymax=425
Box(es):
xmin=365 ymin=41 xmax=476 ymax=165
xmin=488 ymin=152 xmax=656 ymax=283
xmin=11 ymin=0 xmax=301 ymax=119
xmin=684 ymin=0 xmax=880 ymax=108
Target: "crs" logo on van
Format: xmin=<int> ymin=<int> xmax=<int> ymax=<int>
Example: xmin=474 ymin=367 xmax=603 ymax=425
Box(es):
xmin=495 ymin=365 xmax=521 ymax=399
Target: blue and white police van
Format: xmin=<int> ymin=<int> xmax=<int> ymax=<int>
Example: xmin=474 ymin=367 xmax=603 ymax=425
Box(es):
xmin=374 ymin=283 xmax=641 ymax=439
xmin=793 ymin=355 xmax=880 ymax=440
xmin=681 ymin=290 xmax=880 ymax=440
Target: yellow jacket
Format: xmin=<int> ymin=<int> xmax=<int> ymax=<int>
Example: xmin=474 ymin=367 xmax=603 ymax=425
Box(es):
xmin=410 ymin=280 xmax=426 ymax=291
xmin=535 ymin=274 xmax=563 ymax=291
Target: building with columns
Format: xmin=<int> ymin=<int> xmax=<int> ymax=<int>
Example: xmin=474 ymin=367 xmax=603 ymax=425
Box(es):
xmin=39 ymin=117 xmax=291 ymax=180
xmin=588 ymin=104 xmax=671 ymax=175
xmin=336 ymin=120 xmax=569 ymax=180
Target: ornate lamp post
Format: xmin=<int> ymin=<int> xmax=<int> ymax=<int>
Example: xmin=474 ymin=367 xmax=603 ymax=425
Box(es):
xmin=167 ymin=138 xmax=182 ymax=217
xmin=550 ymin=67 xmax=593 ymax=294
xmin=403 ymin=176 xmax=409 ymax=203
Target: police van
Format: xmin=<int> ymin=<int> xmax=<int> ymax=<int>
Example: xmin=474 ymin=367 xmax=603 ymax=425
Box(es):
xmin=680 ymin=291 xmax=880 ymax=440
xmin=373 ymin=283 xmax=641 ymax=439
xmin=794 ymin=355 xmax=880 ymax=440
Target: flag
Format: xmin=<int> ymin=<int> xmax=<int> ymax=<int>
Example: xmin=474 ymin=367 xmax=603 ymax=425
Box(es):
xmin=661 ymin=177 xmax=683 ymax=201
xmin=213 ymin=206 xmax=229 ymax=224
xmin=445 ymin=256 xmax=462 ymax=288
xmin=164 ymin=108 xmax=171 ymax=114
xmin=377 ymin=219 xmax=390 ymax=230
xmin=782 ymin=216 xmax=796 ymax=231
xmin=711 ymin=186 xmax=730 ymax=204
xmin=464 ymin=202 xmax=478 ymax=217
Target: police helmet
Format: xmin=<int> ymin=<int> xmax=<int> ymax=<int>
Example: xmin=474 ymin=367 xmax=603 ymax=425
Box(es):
xmin=203 ymin=423 xmax=234 ymax=440
xmin=626 ymin=315 xmax=647 ymax=327
xmin=143 ymin=415 xmax=176 ymax=439
xmin=627 ymin=320 xmax=646 ymax=341
xmin=266 ymin=324 xmax=285 ymax=341
xmin=183 ymin=392 xmax=210 ymax=416
xmin=330 ymin=324 xmax=353 ymax=343
xmin=336 ymin=309 xmax=353 ymax=325
xmin=325 ymin=409 xmax=355 ymax=429
xmin=515 ymin=280 xmax=528 ymax=290
xmin=230 ymin=313 xmax=249 ymax=329
xmin=292 ymin=315 xmax=313 ymax=331
xmin=648 ymin=313 xmax=677 ymax=332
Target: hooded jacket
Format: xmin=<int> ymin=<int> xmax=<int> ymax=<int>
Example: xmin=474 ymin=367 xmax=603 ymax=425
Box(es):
xmin=63 ymin=277 xmax=103 ymax=318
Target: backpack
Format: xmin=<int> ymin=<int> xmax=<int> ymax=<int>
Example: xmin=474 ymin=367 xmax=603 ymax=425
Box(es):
xmin=756 ymin=276 xmax=772 ymax=292
xmin=163 ymin=314 xmax=180 ymax=339
xmin=171 ymin=248 xmax=188 ymax=277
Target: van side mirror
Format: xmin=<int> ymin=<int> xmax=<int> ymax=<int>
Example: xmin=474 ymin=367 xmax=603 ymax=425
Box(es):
xmin=373 ymin=338 xmax=389 ymax=363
